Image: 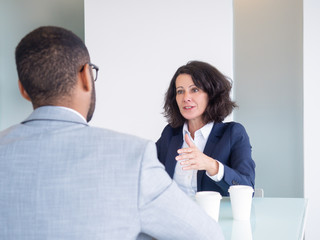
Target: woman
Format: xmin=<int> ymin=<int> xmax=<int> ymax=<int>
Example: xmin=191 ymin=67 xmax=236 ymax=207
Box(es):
xmin=156 ymin=61 xmax=255 ymax=197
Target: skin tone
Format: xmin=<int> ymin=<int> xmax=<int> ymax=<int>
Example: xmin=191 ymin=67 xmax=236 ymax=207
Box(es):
xmin=174 ymin=73 xmax=219 ymax=176
xmin=18 ymin=63 xmax=94 ymax=122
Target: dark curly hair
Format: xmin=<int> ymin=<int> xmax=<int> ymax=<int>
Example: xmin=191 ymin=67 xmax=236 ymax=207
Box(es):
xmin=164 ymin=61 xmax=237 ymax=128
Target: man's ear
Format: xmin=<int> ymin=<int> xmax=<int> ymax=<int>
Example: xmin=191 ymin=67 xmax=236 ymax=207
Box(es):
xmin=18 ymin=80 xmax=31 ymax=101
xmin=79 ymin=63 xmax=93 ymax=93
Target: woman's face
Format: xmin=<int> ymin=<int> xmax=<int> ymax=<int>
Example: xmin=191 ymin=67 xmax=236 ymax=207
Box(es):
xmin=175 ymin=74 xmax=209 ymax=126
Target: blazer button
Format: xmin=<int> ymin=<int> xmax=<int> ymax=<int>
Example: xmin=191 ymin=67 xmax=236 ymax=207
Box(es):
xmin=232 ymin=180 xmax=238 ymax=185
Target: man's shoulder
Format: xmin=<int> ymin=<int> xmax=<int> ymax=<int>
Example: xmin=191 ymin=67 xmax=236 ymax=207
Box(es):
xmin=0 ymin=125 xmax=20 ymax=144
xmin=88 ymin=126 xmax=151 ymax=147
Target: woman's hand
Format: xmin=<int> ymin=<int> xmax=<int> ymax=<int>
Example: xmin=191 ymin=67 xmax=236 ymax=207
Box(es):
xmin=175 ymin=133 xmax=219 ymax=176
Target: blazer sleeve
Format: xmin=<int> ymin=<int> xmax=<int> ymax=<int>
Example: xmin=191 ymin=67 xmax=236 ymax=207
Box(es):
xmin=215 ymin=123 xmax=255 ymax=193
xmin=138 ymin=141 xmax=224 ymax=240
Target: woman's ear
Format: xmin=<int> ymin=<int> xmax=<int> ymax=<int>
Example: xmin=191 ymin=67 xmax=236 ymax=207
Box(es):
xmin=79 ymin=63 xmax=93 ymax=93
xmin=18 ymin=80 xmax=31 ymax=101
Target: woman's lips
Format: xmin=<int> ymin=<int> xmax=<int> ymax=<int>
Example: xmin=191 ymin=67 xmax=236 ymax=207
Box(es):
xmin=183 ymin=106 xmax=194 ymax=110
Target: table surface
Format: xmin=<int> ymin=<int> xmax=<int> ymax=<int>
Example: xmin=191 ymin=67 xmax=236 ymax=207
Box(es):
xmin=219 ymin=197 xmax=308 ymax=240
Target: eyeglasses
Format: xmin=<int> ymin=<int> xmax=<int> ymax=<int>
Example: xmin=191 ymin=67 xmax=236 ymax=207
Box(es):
xmin=80 ymin=62 xmax=99 ymax=81
xmin=88 ymin=63 xmax=99 ymax=81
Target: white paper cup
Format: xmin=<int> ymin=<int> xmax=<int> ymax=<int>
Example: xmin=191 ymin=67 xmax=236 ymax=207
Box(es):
xmin=228 ymin=185 xmax=254 ymax=221
xmin=195 ymin=191 xmax=222 ymax=222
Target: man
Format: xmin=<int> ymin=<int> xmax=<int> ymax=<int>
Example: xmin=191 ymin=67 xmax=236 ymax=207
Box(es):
xmin=0 ymin=26 xmax=224 ymax=239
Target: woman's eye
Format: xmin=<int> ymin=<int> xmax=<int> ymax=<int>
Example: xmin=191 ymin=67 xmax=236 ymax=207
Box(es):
xmin=176 ymin=90 xmax=183 ymax=95
xmin=192 ymin=88 xmax=199 ymax=93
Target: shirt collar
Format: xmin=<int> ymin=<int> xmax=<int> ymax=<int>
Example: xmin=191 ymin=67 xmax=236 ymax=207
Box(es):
xmin=183 ymin=122 xmax=214 ymax=140
xmin=54 ymin=106 xmax=87 ymax=123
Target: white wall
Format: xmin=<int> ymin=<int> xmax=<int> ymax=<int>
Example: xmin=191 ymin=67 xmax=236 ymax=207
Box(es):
xmin=85 ymin=0 xmax=234 ymax=141
xmin=303 ymin=0 xmax=320 ymax=238
xmin=0 ymin=0 xmax=84 ymax=131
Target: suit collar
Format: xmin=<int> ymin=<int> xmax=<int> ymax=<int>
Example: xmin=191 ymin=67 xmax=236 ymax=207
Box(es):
xmin=54 ymin=106 xmax=87 ymax=122
xmin=203 ymin=122 xmax=225 ymax=155
xmin=22 ymin=106 xmax=89 ymax=126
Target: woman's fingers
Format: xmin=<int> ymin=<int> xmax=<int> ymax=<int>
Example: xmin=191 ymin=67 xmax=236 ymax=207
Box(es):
xmin=177 ymin=147 xmax=193 ymax=154
xmin=184 ymin=133 xmax=195 ymax=148
xmin=175 ymin=152 xmax=194 ymax=161
xmin=175 ymin=135 xmax=211 ymax=171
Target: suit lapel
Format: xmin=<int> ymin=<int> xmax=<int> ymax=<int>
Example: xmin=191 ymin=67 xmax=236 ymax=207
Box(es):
xmin=197 ymin=122 xmax=225 ymax=188
xmin=203 ymin=122 xmax=225 ymax=156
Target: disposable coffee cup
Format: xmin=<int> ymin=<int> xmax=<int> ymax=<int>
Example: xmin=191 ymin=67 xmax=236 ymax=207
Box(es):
xmin=195 ymin=191 xmax=222 ymax=222
xmin=228 ymin=185 xmax=254 ymax=221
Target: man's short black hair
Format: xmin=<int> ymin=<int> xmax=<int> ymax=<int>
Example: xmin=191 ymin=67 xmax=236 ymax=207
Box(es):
xmin=15 ymin=26 xmax=90 ymax=107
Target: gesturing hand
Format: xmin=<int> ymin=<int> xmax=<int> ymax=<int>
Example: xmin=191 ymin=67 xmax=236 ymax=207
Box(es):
xmin=175 ymin=133 xmax=219 ymax=176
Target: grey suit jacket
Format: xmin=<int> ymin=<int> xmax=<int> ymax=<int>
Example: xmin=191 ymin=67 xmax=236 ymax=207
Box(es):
xmin=0 ymin=106 xmax=224 ymax=240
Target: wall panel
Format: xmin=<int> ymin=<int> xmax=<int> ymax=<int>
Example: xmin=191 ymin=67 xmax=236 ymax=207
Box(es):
xmin=85 ymin=0 xmax=234 ymax=141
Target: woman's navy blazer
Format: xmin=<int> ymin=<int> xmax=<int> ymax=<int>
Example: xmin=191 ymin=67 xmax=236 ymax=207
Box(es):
xmin=156 ymin=122 xmax=255 ymax=196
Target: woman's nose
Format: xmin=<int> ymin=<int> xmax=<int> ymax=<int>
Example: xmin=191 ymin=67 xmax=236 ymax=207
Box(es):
xmin=183 ymin=92 xmax=191 ymax=102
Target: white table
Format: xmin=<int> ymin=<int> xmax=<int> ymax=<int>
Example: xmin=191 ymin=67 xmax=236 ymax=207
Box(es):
xmin=219 ymin=197 xmax=308 ymax=240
